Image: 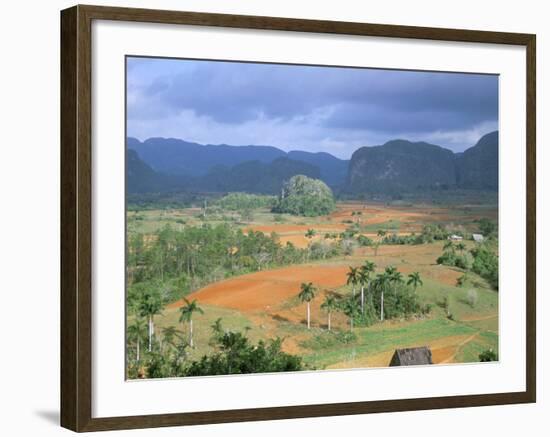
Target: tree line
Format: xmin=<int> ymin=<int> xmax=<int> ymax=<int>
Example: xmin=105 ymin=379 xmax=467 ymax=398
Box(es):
xmin=298 ymin=262 xmax=426 ymax=332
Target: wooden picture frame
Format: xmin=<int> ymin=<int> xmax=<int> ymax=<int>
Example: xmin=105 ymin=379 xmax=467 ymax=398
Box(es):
xmin=60 ymin=4 xmax=536 ymax=432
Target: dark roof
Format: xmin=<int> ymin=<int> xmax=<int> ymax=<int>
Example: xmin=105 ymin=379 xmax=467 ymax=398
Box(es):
xmin=389 ymin=347 xmax=433 ymax=366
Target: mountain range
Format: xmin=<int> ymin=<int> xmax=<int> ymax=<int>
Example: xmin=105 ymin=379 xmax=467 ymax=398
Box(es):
xmin=127 ymin=131 xmax=498 ymax=195
xmin=347 ymin=131 xmax=498 ymax=194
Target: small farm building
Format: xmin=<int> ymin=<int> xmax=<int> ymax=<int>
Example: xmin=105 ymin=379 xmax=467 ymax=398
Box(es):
xmin=389 ymin=347 xmax=433 ymax=366
xmin=449 ymin=234 xmax=463 ymax=241
xmin=472 ymin=233 xmax=485 ymax=243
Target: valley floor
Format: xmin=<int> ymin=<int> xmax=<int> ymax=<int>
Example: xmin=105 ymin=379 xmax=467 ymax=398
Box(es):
xmin=128 ymin=200 xmax=499 ymax=371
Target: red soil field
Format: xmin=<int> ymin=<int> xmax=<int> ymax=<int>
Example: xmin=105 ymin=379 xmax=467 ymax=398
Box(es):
xmin=169 ymin=264 xmax=351 ymax=312
xmin=245 ymin=224 xmax=346 ymax=234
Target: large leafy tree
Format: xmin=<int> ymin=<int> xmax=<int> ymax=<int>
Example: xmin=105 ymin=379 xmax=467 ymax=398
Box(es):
xmin=179 ymin=298 xmax=204 ymax=348
xmin=137 ymin=288 xmax=163 ymax=352
xmin=298 ymin=282 xmax=316 ymax=329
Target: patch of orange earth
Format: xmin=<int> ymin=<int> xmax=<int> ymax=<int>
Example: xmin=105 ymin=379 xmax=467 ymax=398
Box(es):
xmin=427 ymin=267 xmax=464 ymax=287
xmin=431 ymin=346 xmax=457 ymax=363
xmin=270 ymin=289 xmax=350 ymax=329
xmin=245 ymin=224 xmax=346 ymax=234
xmin=169 ymin=264 xmax=351 ymax=313
xmin=277 ymin=234 xmax=311 ymax=249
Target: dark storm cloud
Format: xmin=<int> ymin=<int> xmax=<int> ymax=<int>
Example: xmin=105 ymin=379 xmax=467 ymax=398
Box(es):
xmin=127 ymin=57 xmax=498 ymax=155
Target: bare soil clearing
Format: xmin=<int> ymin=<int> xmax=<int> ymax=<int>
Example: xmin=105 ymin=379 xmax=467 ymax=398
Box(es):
xmin=169 ymin=264 xmax=351 ymax=312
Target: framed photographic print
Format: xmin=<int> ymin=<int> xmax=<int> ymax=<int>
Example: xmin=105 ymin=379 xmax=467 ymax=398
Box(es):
xmin=60 ymin=4 xmax=536 ymax=432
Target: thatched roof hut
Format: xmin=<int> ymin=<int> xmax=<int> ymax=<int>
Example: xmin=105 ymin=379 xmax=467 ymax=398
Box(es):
xmin=389 ymin=347 xmax=433 ymax=366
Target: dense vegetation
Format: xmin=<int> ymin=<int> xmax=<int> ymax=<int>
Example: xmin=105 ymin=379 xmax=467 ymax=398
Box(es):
xmin=127 ymin=319 xmax=305 ymax=378
xmin=437 ymin=240 xmax=499 ymax=290
xmin=127 ymin=222 xmax=349 ymax=306
xmin=273 ymin=175 xmax=336 ymax=216
xmin=127 ymin=261 xmax=425 ymax=379
xmin=215 ymin=192 xmax=277 ymax=211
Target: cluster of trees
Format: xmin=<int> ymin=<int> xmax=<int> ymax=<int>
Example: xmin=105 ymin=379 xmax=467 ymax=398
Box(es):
xmin=476 ymin=218 xmax=498 ymax=238
xmin=471 ymin=245 xmax=499 ymax=289
xmin=127 ymin=191 xmax=207 ymax=211
xmin=437 ymin=240 xmax=471 ymax=269
xmin=297 ymin=263 xmax=424 ymax=332
xmin=378 ymin=224 xmax=458 ymax=246
xmin=128 ymin=223 xmax=341 ymax=305
xmin=127 ymin=312 xmax=305 ymax=379
xmin=273 ymin=175 xmax=336 ymax=217
xmin=437 ymin=240 xmax=499 ymax=290
xmin=215 ymin=192 xmax=277 ymax=211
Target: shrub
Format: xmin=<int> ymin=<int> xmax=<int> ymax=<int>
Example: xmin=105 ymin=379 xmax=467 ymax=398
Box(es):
xmin=357 ymin=235 xmax=373 ymax=246
xmin=466 ymin=289 xmax=478 ymax=308
xmin=479 ymin=349 xmax=498 ymax=362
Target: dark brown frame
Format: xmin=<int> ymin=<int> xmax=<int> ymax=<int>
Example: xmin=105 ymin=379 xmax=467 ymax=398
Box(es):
xmin=61 ymin=4 xmax=536 ymax=432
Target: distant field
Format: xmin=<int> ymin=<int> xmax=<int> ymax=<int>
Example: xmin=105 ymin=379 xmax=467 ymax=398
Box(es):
xmin=130 ymin=199 xmax=498 ymax=371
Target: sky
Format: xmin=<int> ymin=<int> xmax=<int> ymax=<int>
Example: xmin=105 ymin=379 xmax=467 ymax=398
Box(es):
xmin=126 ymin=57 xmax=498 ymax=159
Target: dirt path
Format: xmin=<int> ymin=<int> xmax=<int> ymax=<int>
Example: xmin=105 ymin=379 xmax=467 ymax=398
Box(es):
xmin=460 ymin=314 xmax=498 ymax=322
xmin=438 ymin=333 xmax=480 ymax=364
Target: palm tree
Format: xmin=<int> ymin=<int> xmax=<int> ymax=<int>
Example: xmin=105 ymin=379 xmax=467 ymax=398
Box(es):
xmin=407 ymin=271 xmax=423 ymax=291
xmin=358 ymin=269 xmax=368 ymax=314
xmin=389 ymin=270 xmax=404 ymax=289
xmin=305 ymin=229 xmax=316 ymax=260
xmin=305 ymin=228 xmax=316 ymax=239
xmin=456 ymin=242 xmax=466 ymax=253
xmin=341 ymin=297 xmax=360 ymax=331
xmin=360 ymin=261 xmax=376 ymax=313
xmin=443 ymin=240 xmax=455 ymax=252
xmin=161 ymin=326 xmax=181 ymax=353
xmin=320 ymin=295 xmax=338 ymax=331
xmin=384 ymin=265 xmax=402 ymax=296
xmin=127 ymin=318 xmax=146 ymax=361
xmin=376 ymin=272 xmax=390 ymax=321
xmin=138 ymin=289 xmax=163 ymax=352
xmin=346 ymin=266 xmax=360 ymax=297
xmin=298 ymin=282 xmax=316 ymax=329
xmin=179 ymin=298 xmax=204 ymax=348
xmin=373 ymin=241 xmax=380 ymax=257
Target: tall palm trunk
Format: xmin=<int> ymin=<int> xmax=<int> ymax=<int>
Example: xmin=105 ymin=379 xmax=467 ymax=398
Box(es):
xmin=189 ymin=319 xmax=194 ymax=347
xmin=136 ymin=339 xmax=140 ymax=361
xmin=380 ymin=292 xmax=384 ymax=321
xmin=360 ymin=286 xmax=365 ymax=314
xmin=148 ymin=315 xmax=153 ymax=351
xmin=327 ymin=312 xmax=331 ymax=331
xmin=307 ymin=302 xmax=311 ymax=329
